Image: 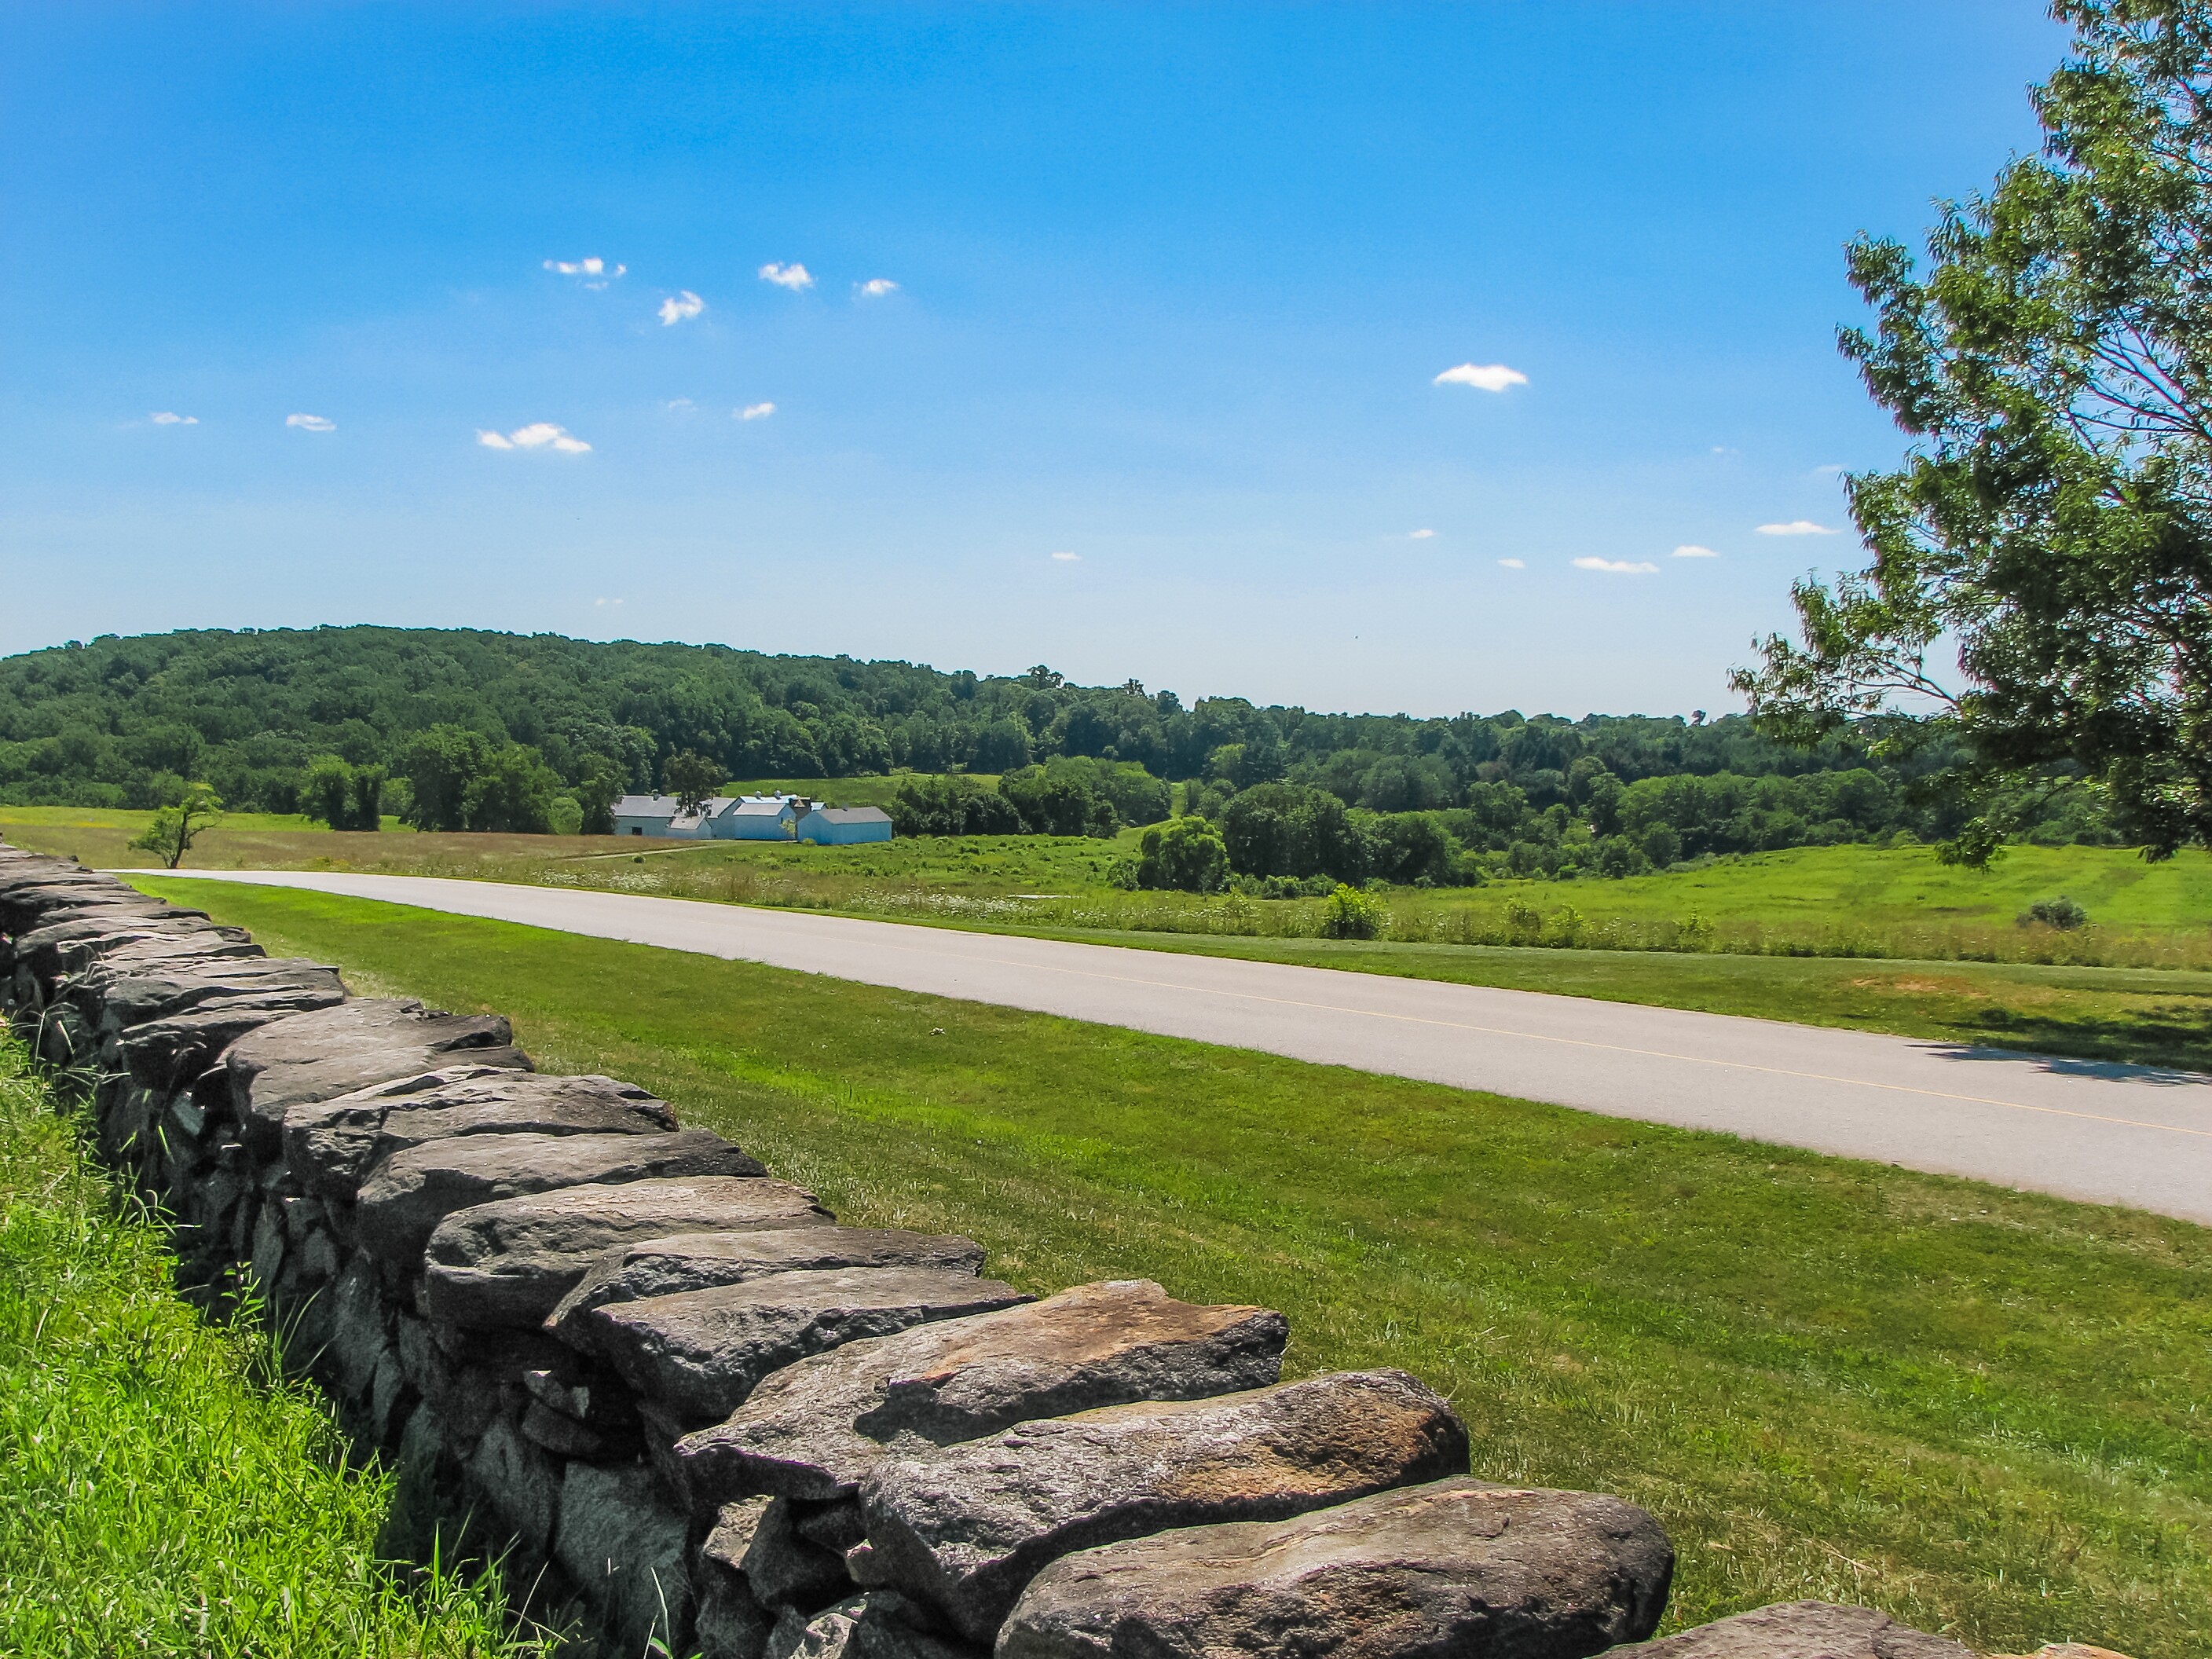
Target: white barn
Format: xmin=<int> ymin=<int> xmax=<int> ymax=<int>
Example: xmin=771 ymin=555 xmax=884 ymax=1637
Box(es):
xmin=608 ymin=793 xmax=813 ymax=841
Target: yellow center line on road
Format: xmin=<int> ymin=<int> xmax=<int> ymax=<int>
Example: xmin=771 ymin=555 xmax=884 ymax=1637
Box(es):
xmin=833 ymin=925 xmax=2212 ymax=1144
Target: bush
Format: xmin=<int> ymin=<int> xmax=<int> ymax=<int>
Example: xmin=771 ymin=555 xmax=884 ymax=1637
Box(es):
xmin=1132 ymin=817 xmax=1229 ymax=892
xmin=1320 ymin=882 xmax=1384 ymax=939
xmin=2020 ymin=895 xmax=2089 ymax=931
xmin=889 ymin=775 xmax=1023 ymax=836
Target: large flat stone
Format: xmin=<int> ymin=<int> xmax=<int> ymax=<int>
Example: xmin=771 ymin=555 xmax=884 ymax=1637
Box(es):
xmin=577 ymin=1269 xmax=1031 ymax=1430
xmin=551 ymin=1227 xmax=987 ymax=1339
xmin=999 ymin=1477 xmax=1673 ymax=1659
xmin=675 ymin=1280 xmax=1289 ymax=1506
xmin=355 ymin=1129 xmax=764 ymax=1270
xmin=1604 ymin=1601 xmax=1975 ymax=1659
xmin=422 ymin=1176 xmax=836 ymax=1328
xmin=287 ymin=1069 xmax=676 ymax=1199
xmin=229 ymin=998 xmax=526 ymax=1150
xmin=84 ymin=956 xmax=346 ymax=1031
xmin=855 ymin=1368 xmax=1470 ymax=1645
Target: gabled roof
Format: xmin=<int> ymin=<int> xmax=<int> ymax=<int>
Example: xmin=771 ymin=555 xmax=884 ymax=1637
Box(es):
xmin=727 ymin=799 xmax=795 ymax=818
xmin=803 ymin=805 xmax=892 ymax=824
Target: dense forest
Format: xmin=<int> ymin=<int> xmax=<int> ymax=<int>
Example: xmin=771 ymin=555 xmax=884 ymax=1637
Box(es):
xmin=0 ymin=626 xmax=2119 ymax=882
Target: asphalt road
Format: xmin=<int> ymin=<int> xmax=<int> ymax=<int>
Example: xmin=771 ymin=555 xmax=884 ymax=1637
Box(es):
xmin=137 ymin=869 xmax=2212 ymax=1227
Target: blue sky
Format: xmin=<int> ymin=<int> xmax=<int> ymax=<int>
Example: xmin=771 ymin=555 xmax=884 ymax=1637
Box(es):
xmin=1 ymin=2 xmax=2067 ymax=717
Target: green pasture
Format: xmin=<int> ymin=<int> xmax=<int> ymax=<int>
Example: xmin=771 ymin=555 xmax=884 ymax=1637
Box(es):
xmin=127 ymin=878 xmax=2212 ymax=1656
xmin=0 ymin=1041 xmax=544 ymax=1658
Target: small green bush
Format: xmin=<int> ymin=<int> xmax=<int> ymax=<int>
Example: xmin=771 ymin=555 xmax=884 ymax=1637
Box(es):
xmin=1320 ymin=881 xmax=1384 ymax=939
xmin=2019 ymin=895 xmax=2089 ymax=930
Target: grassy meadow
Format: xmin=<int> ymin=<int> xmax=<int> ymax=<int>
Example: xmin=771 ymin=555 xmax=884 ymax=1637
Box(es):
xmin=122 ymin=877 xmax=2212 ymax=1656
xmin=23 ymin=796 xmax=2212 ymax=1068
xmin=0 ymin=1038 xmax=547 ymax=1658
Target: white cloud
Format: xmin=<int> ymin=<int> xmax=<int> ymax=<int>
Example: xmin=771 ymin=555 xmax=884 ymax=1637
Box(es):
xmin=1434 ymin=362 xmax=1528 ymax=392
xmin=594 ymin=597 xmax=624 ymax=608
xmin=665 ymin=397 xmax=696 ymax=412
xmin=1408 ymin=528 xmax=1436 ymax=540
xmin=1051 ymin=551 xmax=1081 ymax=562
xmin=658 ymin=290 xmax=705 ymax=325
xmin=1710 ymin=445 xmax=1740 ymax=456
xmin=855 ymin=277 xmax=899 ymax=297
xmin=149 ymin=411 xmax=197 ymax=425
xmin=1573 ymin=556 xmax=1659 ymax=574
xmin=1672 ymin=544 xmax=1720 ymax=558
xmin=481 ymin=421 xmax=591 ymax=453
xmin=736 ymin=401 xmax=776 ymax=421
xmin=759 ymin=262 xmax=814 ymax=291
xmin=1496 ymin=558 xmax=1526 ymax=569
xmin=286 ymin=412 xmax=335 ymax=432
xmin=544 ymin=257 xmax=625 ymax=278
xmin=1756 ymin=519 xmax=1837 ymax=536
xmin=1812 ymin=462 xmax=1844 ymax=475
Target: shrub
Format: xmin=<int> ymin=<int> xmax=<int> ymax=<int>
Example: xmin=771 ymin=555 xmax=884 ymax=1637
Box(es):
xmin=1132 ymin=817 xmax=1229 ymax=892
xmin=2020 ymin=895 xmax=2089 ymax=931
xmin=1320 ymin=882 xmax=1384 ymax=939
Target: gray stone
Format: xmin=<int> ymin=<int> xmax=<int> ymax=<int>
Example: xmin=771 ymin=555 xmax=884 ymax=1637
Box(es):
xmin=768 ymin=1598 xmax=867 ymax=1659
xmin=998 ymin=1477 xmax=1674 ymax=1659
xmin=699 ymin=1501 xmax=778 ymax=1659
xmin=355 ymin=1129 xmax=765 ymax=1270
xmin=849 ymin=1595 xmax=985 ymax=1659
xmin=1604 ymin=1601 xmax=1976 ymax=1659
xmin=287 ymin=1068 xmax=676 ymax=1199
xmin=553 ymin=1459 xmax=696 ymax=1657
xmin=423 ymin=1176 xmax=835 ymax=1328
xmin=229 ymin=998 xmax=526 ymax=1153
xmin=552 ymin=1226 xmax=987 ymax=1338
xmin=577 ymin=1269 xmax=1031 ymax=1430
xmin=329 ymin=1254 xmax=392 ymax=1401
xmin=465 ymin=1415 xmax=560 ymax=1558
xmin=88 ymin=956 xmax=347 ymax=1033
xmin=676 ymin=1280 xmax=1289 ymax=1507
xmin=745 ymin=1497 xmax=857 ymax=1610
xmin=857 ymin=1369 xmax=1470 ymax=1645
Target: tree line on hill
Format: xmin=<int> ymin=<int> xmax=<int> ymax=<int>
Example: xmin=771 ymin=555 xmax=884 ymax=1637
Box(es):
xmin=0 ymin=626 xmax=2126 ymax=879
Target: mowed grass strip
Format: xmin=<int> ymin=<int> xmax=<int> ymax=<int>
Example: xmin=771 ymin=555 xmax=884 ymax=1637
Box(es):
xmin=0 ymin=1040 xmax=547 ymax=1659
xmin=139 ymin=879 xmax=2212 ymax=1656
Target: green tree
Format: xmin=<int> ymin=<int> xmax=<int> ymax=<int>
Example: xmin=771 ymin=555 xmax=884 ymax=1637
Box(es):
xmin=396 ymin=725 xmax=491 ymax=832
xmin=664 ymin=750 xmax=723 ymax=815
xmin=467 ymin=745 xmax=560 ymax=833
xmin=127 ymin=782 xmax=222 ymax=869
xmin=1735 ymin=2 xmax=2212 ymax=862
xmin=1132 ymin=816 xmax=1229 ymax=892
xmin=301 ymin=756 xmax=353 ymax=830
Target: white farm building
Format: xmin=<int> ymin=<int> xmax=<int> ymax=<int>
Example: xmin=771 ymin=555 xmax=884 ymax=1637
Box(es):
xmin=608 ymin=793 xmax=892 ymax=844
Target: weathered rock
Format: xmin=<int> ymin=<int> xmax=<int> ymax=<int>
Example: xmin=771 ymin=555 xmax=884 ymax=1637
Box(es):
xmin=769 ymin=1597 xmax=867 ymax=1659
xmin=287 ymin=1068 xmax=675 ymax=1199
xmin=229 ymin=998 xmax=527 ymax=1153
xmin=676 ymin=1280 xmax=1290 ymax=1507
xmin=577 ymin=1269 xmax=1031 ymax=1430
xmin=113 ymin=992 xmax=348 ymax=1097
xmin=745 ymin=1497 xmax=858 ymax=1610
xmin=86 ymin=956 xmax=346 ymax=1032
xmin=998 ymin=1476 xmax=1673 ymax=1659
xmin=355 ymin=1129 xmax=764 ymax=1271
xmin=553 ymin=1459 xmax=696 ymax=1657
xmin=700 ymin=1499 xmax=778 ymax=1659
xmin=856 ymin=1369 xmax=1470 ymax=1644
xmin=465 ymin=1415 xmax=561 ymax=1561
xmin=1604 ymin=1602 xmax=1974 ymax=1659
xmin=551 ymin=1226 xmax=987 ymax=1339
xmin=423 ymin=1177 xmax=835 ymax=1328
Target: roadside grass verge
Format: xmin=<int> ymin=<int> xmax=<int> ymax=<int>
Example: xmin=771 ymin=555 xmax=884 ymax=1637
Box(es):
xmin=0 ymin=1038 xmax=545 ymax=1658
xmin=141 ymin=878 xmax=2212 ymax=1657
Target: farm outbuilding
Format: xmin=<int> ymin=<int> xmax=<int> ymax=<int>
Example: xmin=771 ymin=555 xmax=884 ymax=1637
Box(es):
xmin=796 ymin=804 xmax=893 ymax=844
xmin=609 ymin=793 xmax=803 ymax=840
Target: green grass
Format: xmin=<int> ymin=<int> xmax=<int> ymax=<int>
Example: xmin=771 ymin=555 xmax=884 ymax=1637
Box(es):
xmin=0 ymin=1039 xmax=544 ymax=1658
xmin=136 ymin=878 xmax=2212 ymax=1657
xmin=34 ymin=808 xmax=2212 ymax=1064
xmin=719 ymin=773 xmax=999 ymax=808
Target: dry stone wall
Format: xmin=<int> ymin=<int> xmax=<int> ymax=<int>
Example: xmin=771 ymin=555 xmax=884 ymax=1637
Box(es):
xmin=0 ymin=840 xmax=1998 ymax=1659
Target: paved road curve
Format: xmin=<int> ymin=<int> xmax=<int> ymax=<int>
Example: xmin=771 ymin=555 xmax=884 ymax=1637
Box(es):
xmin=137 ymin=870 xmax=2212 ymax=1227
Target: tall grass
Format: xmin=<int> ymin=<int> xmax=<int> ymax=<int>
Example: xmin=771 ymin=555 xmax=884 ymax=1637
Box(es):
xmin=0 ymin=1038 xmax=548 ymax=1659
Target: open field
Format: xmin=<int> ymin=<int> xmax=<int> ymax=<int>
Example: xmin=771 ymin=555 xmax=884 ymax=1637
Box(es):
xmin=132 ymin=877 xmax=2212 ymax=1655
xmin=720 ymin=772 xmax=999 ymax=807
xmin=0 ymin=1038 xmax=542 ymax=1658
xmin=27 ymin=806 xmax=2212 ymax=1067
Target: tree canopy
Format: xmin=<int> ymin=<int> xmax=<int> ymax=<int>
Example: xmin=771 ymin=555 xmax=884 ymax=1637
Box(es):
xmin=1737 ymin=0 xmax=2212 ymax=862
